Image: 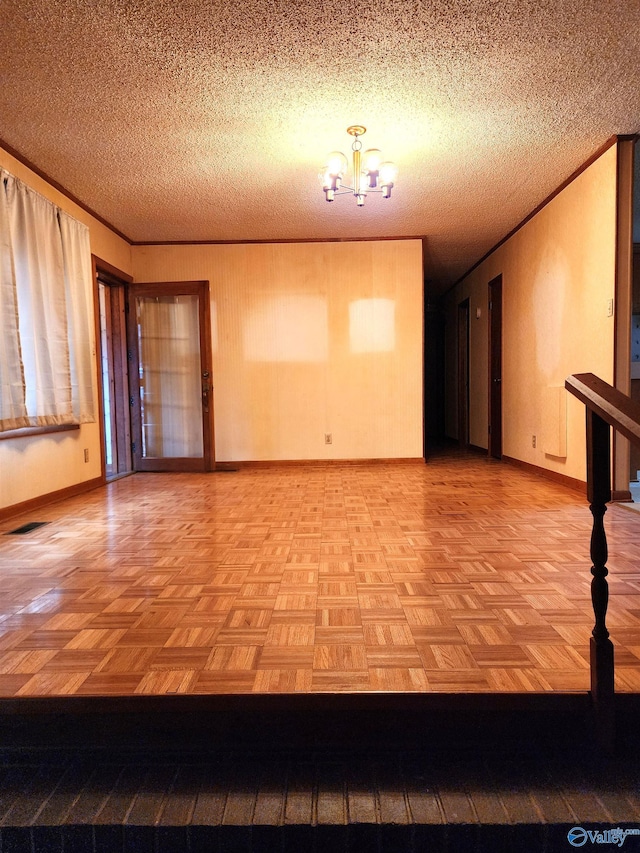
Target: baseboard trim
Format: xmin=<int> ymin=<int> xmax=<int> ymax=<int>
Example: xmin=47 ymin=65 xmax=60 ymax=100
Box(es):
xmin=0 ymin=476 xmax=105 ymax=523
xmin=612 ymin=488 xmax=633 ymax=502
xmin=502 ymin=455 xmax=586 ymax=494
xmin=222 ymin=457 xmax=426 ymax=468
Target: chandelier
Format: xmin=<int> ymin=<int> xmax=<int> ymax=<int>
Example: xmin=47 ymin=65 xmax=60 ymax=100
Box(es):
xmin=319 ymin=126 xmax=397 ymax=207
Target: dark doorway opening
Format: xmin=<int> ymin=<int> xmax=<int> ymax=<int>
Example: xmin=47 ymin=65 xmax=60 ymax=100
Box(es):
xmin=489 ymin=275 xmax=503 ymax=459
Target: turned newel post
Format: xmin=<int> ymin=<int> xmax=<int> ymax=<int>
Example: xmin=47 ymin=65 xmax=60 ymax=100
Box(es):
xmin=586 ymin=408 xmax=614 ymax=749
xmin=565 ymin=371 xmax=640 ymax=754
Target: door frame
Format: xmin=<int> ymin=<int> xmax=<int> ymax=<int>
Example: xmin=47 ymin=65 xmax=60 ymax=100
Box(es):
xmin=488 ymin=274 xmax=503 ymax=459
xmin=612 ymin=137 xmax=635 ymax=501
xmin=127 ymin=280 xmax=215 ymax=473
xmin=92 ymin=256 xmax=134 ymax=482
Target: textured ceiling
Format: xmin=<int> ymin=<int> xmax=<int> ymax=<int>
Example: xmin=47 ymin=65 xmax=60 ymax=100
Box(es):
xmin=2 ymin=0 xmax=640 ymax=296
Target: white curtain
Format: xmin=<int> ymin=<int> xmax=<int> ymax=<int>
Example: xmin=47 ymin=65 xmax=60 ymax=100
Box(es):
xmin=0 ymin=169 xmax=95 ymax=431
xmin=0 ymin=170 xmax=26 ymax=429
xmin=59 ymin=211 xmax=95 ymax=424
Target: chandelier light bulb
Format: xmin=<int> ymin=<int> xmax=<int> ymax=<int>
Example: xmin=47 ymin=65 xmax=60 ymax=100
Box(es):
xmin=319 ymin=151 xmax=349 ymax=200
xmin=363 ymin=149 xmax=383 ymax=171
xmin=379 ymin=161 xmax=397 ymax=182
xmin=325 ymin=151 xmax=348 ymax=180
xmin=356 ymin=176 xmax=368 ymax=207
xmin=362 ymin=148 xmax=382 ymax=188
xmin=379 ymin=160 xmax=398 ymax=198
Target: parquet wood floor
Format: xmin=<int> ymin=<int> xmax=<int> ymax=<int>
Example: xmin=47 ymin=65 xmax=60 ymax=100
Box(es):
xmin=2 ymin=449 xmax=640 ymax=697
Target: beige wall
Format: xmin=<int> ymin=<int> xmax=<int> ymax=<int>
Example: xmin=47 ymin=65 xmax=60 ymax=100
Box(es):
xmin=132 ymin=240 xmax=424 ymax=461
xmin=444 ymin=143 xmax=618 ymax=483
xmin=0 ymin=146 xmax=132 ymax=511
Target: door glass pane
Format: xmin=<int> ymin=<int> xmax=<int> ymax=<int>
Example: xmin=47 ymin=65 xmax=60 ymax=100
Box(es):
xmin=136 ymin=294 xmax=203 ymax=458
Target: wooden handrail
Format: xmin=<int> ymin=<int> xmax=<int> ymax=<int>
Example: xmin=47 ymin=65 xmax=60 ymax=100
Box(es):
xmin=565 ymin=373 xmax=640 ymax=446
xmin=565 ymin=372 xmax=640 ymax=754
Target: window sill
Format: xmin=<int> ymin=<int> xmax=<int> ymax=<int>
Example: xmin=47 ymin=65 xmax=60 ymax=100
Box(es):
xmin=0 ymin=424 xmax=80 ymax=441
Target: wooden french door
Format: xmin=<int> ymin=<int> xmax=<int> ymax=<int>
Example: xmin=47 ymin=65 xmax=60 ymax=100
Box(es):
xmin=95 ymin=259 xmax=134 ymax=481
xmin=127 ymin=280 xmax=215 ymax=472
xmin=488 ymin=275 xmax=503 ymax=459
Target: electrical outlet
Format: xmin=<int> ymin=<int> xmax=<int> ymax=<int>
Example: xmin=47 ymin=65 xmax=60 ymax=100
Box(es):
xmin=83 ymin=448 xmax=89 ymax=462
xmin=607 ymin=298 xmax=614 ymax=318
xmin=324 ymin=433 xmax=332 ymax=445
xmin=532 ymin=435 xmax=536 ymax=449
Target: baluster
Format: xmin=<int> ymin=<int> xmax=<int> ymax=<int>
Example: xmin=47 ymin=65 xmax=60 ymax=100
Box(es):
xmin=586 ymin=409 xmax=614 ymax=752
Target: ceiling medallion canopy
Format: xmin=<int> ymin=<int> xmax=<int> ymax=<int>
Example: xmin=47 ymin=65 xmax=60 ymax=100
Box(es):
xmin=319 ymin=126 xmax=397 ymax=207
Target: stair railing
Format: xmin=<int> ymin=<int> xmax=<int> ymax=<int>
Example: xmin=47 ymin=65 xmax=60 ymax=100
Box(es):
xmin=565 ymin=373 xmax=640 ymax=751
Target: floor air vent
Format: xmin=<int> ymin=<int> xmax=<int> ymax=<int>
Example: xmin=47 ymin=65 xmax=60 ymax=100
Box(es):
xmin=6 ymin=521 xmax=49 ymax=535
